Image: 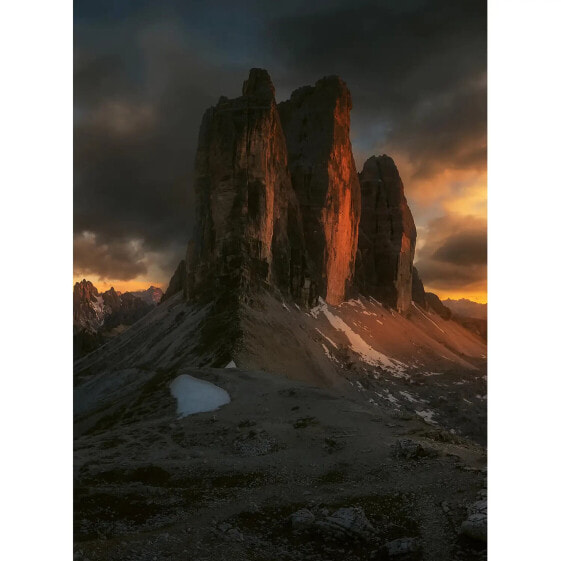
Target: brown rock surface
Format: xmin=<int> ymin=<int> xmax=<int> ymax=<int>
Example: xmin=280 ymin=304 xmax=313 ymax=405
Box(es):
xmin=279 ymin=77 xmax=361 ymax=306
xmin=188 ymin=68 xmax=305 ymax=302
xmin=162 ymin=259 xmax=186 ymax=302
xmin=425 ymin=292 xmax=452 ymax=320
xmin=356 ymin=155 xmax=416 ymax=313
xmin=73 ymin=279 xmax=102 ymax=330
xmin=412 ymin=266 xmax=427 ymax=309
xmin=101 ymin=287 xmax=121 ymax=314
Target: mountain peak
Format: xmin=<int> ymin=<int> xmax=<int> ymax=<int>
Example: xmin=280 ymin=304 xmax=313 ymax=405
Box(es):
xmin=356 ymin=154 xmax=416 ymax=312
xmin=242 ymin=67 xmax=275 ymax=98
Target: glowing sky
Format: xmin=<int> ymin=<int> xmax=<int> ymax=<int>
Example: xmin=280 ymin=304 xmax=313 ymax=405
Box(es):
xmin=74 ymin=0 xmax=486 ymax=302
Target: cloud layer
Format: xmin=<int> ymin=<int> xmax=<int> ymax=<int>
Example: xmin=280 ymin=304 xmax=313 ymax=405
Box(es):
xmin=415 ymin=214 xmax=487 ymax=298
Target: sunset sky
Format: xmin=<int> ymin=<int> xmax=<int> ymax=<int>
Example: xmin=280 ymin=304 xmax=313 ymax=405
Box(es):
xmin=74 ymin=0 xmax=486 ymax=302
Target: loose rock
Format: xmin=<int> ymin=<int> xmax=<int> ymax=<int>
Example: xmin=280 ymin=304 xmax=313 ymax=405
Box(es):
xmin=375 ymin=537 xmax=421 ymax=559
xmin=289 ymin=508 xmax=316 ymax=531
xmin=460 ymin=499 xmax=487 ymax=542
xmin=315 ymin=506 xmax=375 ymax=541
xmin=393 ymin=439 xmax=437 ymax=460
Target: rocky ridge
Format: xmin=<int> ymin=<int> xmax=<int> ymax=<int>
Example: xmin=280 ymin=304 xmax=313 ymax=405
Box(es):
xmin=167 ymin=69 xmax=419 ymax=312
xmin=356 ymin=155 xmax=416 ymax=313
xmin=73 ymin=280 xmax=162 ymax=357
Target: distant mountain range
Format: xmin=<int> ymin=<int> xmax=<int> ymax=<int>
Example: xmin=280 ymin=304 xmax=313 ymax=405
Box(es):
xmin=73 ymin=279 xmax=163 ymax=357
xmin=442 ymin=298 xmax=487 ymax=320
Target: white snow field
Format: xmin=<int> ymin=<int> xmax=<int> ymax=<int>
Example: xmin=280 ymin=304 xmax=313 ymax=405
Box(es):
xmin=170 ymin=374 xmax=231 ymax=417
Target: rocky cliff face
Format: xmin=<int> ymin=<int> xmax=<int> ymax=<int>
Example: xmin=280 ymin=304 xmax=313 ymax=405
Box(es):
xmin=425 ymin=292 xmax=452 ymax=320
xmin=412 ymin=266 xmax=427 ymax=309
xmin=73 ymin=279 xmax=159 ymax=357
xmin=73 ymin=279 xmax=105 ymax=332
xmin=355 ymin=155 xmax=416 ymax=313
xmin=162 ymin=259 xmax=186 ymax=302
xmin=187 ymin=68 xmax=305 ymax=303
xmin=169 ymin=70 xmax=425 ymax=313
xmin=279 ymin=77 xmax=361 ymax=306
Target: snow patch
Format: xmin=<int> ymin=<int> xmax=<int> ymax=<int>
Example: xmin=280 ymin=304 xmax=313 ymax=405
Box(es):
xmin=170 ymin=374 xmax=230 ymax=418
xmin=316 ymin=328 xmax=338 ymax=349
xmin=343 ymin=298 xmax=366 ymax=310
xmin=321 ymin=343 xmax=341 ymax=365
xmin=313 ymin=298 xmax=406 ymax=373
xmin=400 ymin=391 xmax=419 ymax=403
xmin=377 ymin=390 xmax=400 ymax=406
xmin=415 ymin=409 xmax=438 ymax=425
xmin=412 ymin=302 xmax=446 ymax=334
xmin=92 ymin=294 xmax=105 ymax=317
xmin=354 ymin=380 xmax=365 ymax=391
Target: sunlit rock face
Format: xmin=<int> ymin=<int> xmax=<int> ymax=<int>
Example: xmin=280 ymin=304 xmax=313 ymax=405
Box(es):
xmin=169 ymin=70 xmax=420 ymax=313
xmin=188 ymin=68 xmax=305 ymax=301
xmin=279 ymin=77 xmax=361 ymax=306
xmin=73 ymin=279 xmax=103 ymax=331
xmin=356 ymin=155 xmax=416 ymax=313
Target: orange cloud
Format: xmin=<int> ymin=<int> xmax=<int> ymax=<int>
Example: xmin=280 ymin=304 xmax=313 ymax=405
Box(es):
xmin=392 ymin=153 xmax=487 ymax=220
xmin=424 ymin=284 xmax=487 ymax=304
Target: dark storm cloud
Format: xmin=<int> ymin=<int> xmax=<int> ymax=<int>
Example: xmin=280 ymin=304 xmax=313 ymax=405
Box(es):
xmin=415 ymin=214 xmax=487 ymax=291
xmin=267 ymin=0 xmax=486 ymax=175
xmin=74 ymin=232 xmax=148 ymax=281
xmin=74 ymin=0 xmax=486 ymax=284
xmin=74 ymin=17 xmax=244 ymax=279
xmin=432 ymin=231 xmax=487 ymax=266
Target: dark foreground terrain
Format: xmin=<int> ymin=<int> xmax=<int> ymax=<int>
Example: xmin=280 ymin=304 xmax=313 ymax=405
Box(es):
xmin=74 ymin=366 xmax=486 ymax=561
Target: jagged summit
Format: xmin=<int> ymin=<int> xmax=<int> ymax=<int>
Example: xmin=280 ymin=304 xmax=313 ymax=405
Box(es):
xmin=285 ymin=75 xmax=352 ymax=106
xmin=164 ymin=69 xmax=425 ymax=315
xmin=356 ymin=154 xmax=417 ymax=313
xmin=242 ymin=67 xmax=276 ymax=98
xmin=73 ymin=280 xmax=163 ymax=358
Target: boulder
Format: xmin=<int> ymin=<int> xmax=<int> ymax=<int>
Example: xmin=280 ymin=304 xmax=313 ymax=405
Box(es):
xmin=289 ymin=508 xmax=315 ymax=531
xmin=393 ymin=439 xmax=437 ymax=460
xmin=314 ymin=506 xmax=374 ymax=540
xmin=460 ymin=499 xmax=487 ymax=542
xmin=375 ymin=537 xmax=421 ymax=559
